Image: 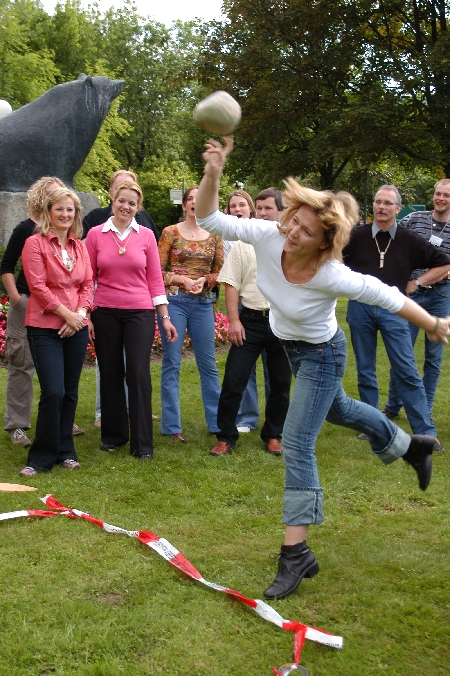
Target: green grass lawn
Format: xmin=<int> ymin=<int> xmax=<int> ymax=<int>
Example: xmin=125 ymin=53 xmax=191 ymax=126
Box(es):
xmin=0 ymin=299 xmax=449 ymax=675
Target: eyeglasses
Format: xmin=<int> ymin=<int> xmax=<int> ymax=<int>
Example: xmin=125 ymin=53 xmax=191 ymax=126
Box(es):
xmin=374 ymin=200 xmax=397 ymax=207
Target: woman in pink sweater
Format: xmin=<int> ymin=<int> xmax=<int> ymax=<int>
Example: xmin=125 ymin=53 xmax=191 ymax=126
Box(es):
xmin=85 ymin=181 xmax=177 ymax=460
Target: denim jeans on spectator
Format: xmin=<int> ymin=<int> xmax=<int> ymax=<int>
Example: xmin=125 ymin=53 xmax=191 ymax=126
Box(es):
xmin=26 ymin=326 xmax=88 ymax=471
xmin=385 ymin=284 xmax=450 ymax=416
xmin=159 ymin=292 xmax=221 ymax=434
xmin=281 ymin=328 xmax=410 ymax=526
xmin=346 ymin=300 xmax=435 ymax=436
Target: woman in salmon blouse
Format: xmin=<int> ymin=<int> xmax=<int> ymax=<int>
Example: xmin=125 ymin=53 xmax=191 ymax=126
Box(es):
xmin=20 ymin=188 xmax=93 ymax=476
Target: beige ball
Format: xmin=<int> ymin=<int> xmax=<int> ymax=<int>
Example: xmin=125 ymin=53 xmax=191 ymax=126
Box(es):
xmin=0 ymin=99 xmax=12 ymax=119
xmin=193 ymin=90 xmax=241 ymax=135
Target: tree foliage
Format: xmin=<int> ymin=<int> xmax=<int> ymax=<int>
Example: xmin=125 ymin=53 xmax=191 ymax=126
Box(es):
xmin=198 ymin=0 xmax=450 ymax=188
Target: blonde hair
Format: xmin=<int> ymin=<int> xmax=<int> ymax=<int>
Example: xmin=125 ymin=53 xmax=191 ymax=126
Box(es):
xmin=227 ymin=189 xmax=256 ymax=218
xmin=112 ymin=180 xmax=143 ymax=210
xmin=280 ymin=178 xmax=360 ymax=266
xmin=109 ymin=169 xmax=137 ymax=189
xmin=26 ymin=176 xmax=65 ymax=221
xmin=35 ymin=188 xmax=83 ymax=239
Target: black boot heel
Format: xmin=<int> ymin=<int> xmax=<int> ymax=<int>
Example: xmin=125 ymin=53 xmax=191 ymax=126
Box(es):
xmin=304 ymin=562 xmax=320 ymax=578
xmin=263 ymin=541 xmax=319 ymax=600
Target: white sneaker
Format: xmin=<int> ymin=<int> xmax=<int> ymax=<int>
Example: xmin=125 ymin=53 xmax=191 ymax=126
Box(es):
xmin=237 ymin=426 xmax=251 ymax=433
xmin=9 ymin=428 xmax=31 ymax=447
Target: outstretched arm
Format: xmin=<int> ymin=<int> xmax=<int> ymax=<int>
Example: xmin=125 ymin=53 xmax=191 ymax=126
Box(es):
xmin=195 ymin=136 xmax=234 ymax=219
xmin=398 ymin=297 xmax=450 ymax=344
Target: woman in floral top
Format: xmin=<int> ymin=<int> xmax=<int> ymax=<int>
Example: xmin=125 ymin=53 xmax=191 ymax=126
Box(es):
xmin=158 ymin=186 xmax=223 ymax=442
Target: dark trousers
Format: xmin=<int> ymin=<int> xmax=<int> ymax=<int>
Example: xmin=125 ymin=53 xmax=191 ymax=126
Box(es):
xmin=92 ymin=307 xmax=155 ymax=457
xmin=217 ymin=308 xmax=292 ymax=444
xmin=26 ymin=326 xmax=88 ymax=471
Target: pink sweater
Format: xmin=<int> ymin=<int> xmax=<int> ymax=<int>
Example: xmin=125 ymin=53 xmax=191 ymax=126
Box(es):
xmin=85 ymin=225 xmax=166 ymax=309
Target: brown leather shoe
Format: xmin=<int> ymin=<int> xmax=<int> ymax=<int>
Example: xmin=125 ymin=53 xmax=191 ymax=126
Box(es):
xmin=210 ymin=440 xmax=235 ymax=456
xmin=169 ymin=433 xmax=187 ymax=443
xmin=265 ymin=438 xmax=283 ymax=455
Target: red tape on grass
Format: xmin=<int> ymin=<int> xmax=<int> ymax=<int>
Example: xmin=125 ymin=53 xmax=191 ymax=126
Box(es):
xmin=1 ymin=495 xmax=343 ymax=671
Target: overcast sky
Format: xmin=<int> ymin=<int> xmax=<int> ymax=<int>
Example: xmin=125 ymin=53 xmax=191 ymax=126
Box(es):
xmin=40 ymin=0 xmax=226 ymax=26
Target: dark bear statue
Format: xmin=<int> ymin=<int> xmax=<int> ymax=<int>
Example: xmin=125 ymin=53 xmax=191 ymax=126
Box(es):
xmin=0 ymin=74 xmax=125 ymax=191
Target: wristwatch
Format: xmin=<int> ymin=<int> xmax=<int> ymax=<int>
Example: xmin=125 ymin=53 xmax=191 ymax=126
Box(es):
xmin=414 ymin=279 xmax=421 ymax=287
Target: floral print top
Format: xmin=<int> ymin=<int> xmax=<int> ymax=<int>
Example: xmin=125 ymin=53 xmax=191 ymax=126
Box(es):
xmin=158 ymin=224 xmax=223 ymax=297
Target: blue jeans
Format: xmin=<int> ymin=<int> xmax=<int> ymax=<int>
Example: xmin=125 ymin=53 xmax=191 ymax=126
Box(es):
xmin=346 ymin=300 xmax=435 ymax=436
xmin=26 ymin=326 xmax=88 ymax=471
xmin=159 ymin=292 xmax=221 ymax=434
xmin=281 ymin=328 xmax=410 ymax=526
xmin=386 ymin=284 xmax=450 ymax=416
xmin=236 ymin=350 xmax=270 ymax=429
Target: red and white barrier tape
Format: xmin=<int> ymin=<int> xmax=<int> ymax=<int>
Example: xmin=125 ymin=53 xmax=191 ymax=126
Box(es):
xmin=1 ymin=495 xmax=343 ymax=672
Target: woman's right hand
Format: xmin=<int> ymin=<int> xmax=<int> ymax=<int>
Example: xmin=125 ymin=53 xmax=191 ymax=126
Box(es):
xmin=202 ymin=136 xmax=234 ymax=177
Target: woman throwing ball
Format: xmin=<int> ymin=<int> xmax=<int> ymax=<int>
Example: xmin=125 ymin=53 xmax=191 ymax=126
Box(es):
xmin=195 ymin=136 xmax=450 ymax=600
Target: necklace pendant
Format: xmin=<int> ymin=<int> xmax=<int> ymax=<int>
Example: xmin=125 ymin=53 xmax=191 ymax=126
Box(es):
xmin=380 ymin=252 xmax=385 ymax=268
xmin=119 ymin=247 xmax=126 ymax=254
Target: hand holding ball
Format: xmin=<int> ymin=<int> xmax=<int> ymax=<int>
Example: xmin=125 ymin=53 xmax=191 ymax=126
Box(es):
xmin=193 ymin=91 xmax=241 ymax=135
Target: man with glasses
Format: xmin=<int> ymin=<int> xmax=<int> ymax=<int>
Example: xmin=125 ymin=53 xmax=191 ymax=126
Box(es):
xmin=343 ymin=185 xmax=450 ymax=448
xmin=384 ymin=180 xmax=450 ymax=424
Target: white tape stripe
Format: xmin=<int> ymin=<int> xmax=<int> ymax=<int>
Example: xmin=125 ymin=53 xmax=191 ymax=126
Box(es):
xmin=0 ymin=510 xmax=29 ymax=521
xmin=253 ymin=600 xmax=286 ymax=628
xmin=305 ymin=627 xmax=343 ymax=649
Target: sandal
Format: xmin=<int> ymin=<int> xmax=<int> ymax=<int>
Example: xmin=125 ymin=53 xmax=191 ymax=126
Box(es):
xmin=19 ymin=466 xmax=38 ymax=477
xmin=60 ymin=459 xmax=81 ymax=469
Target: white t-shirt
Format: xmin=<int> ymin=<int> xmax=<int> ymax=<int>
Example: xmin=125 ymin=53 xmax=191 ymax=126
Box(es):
xmin=217 ymin=240 xmax=269 ymax=311
xmin=197 ymin=211 xmax=405 ymax=343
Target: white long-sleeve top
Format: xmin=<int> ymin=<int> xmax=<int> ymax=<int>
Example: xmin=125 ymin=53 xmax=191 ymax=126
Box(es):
xmin=197 ymin=211 xmax=405 ymax=343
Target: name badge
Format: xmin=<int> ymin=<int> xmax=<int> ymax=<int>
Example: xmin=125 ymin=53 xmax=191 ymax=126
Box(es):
xmin=429 ymin=234 xmax=443 ymax=247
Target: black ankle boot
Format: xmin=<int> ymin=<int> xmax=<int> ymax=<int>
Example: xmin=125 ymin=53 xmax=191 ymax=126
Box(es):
xmin=402 ymin=434 xmax=434 ymax=491
xmin=263 ymin=541 xmax=319 ymax=600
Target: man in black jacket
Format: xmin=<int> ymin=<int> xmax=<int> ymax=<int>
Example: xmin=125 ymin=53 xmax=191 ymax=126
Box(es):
xmin=82 ymin=169 xmax=159 ymax=241
xmin=344 ymin=184 xmax=450 ymax=447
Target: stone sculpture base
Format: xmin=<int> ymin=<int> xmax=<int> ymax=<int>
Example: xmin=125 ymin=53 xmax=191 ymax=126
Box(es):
xmin=0 ymin=191 xmax=100 ymax=246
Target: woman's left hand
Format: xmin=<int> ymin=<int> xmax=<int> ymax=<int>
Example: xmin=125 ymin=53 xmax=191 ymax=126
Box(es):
xmin=426 ymin=316 xmax=450 ymax=343
xmin=58 ymin=323 xmax=79 ymax=338
xmin=162 ymin=319 xmax=178 ymax=343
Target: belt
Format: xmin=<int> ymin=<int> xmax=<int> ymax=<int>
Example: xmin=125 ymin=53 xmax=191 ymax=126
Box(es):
xmin=240 ymin=307 xmax=270 ymax=317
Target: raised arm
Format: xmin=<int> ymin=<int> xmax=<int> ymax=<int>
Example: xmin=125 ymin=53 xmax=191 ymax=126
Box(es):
xmin=195 ymin=136 xmax=234 ymax=219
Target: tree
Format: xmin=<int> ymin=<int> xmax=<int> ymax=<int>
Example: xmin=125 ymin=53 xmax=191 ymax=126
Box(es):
xmin=197 ymin=0 xmax=450 ymax=188
xmin=0 ymin=0 xmax=58 ymax=107
xmin=198 ymin=0 xmax=395 ymax=189
xmin=363 ymin=0 xmax=450 ymax=176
